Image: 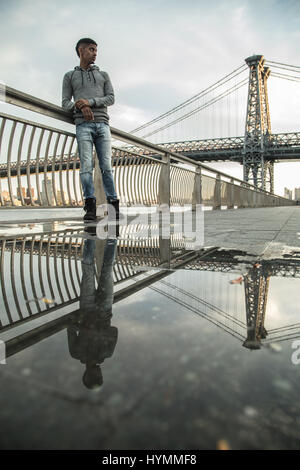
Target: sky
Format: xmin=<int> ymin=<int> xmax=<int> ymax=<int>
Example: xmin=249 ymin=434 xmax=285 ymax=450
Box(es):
xmin=0 ymin=0 xmax=300 ymax=196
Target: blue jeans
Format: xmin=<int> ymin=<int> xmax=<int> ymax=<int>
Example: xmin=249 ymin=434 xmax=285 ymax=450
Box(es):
xmin=76 ymin=122 xmax=117 ymax=200
xmin=80 ymin=238 xmax=117 ymax=313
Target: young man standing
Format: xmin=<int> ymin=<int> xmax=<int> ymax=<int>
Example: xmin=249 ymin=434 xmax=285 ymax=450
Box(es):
xmin=62 ymin=37 xmax=119 ymax=221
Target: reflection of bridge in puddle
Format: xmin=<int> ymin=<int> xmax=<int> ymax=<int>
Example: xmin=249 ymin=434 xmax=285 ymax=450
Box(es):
xmin=1 ymin=227 xmax=300 ymax=360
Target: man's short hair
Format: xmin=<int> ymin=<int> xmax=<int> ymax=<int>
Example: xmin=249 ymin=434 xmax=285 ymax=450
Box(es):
xmin=75 ymin=38 xmax=97 ymax=57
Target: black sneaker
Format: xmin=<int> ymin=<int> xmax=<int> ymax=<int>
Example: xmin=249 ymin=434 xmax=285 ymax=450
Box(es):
xmin=84 ymin=198 xmax=96 ymax=222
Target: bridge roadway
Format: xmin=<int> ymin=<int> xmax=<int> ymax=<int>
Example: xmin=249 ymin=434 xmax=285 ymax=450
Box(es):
xmin=2 ymin=131 xmax=300 ymax=179
xmin=127 ymin=132 xmax=300 ymax=162
xmin=160 ymin=132 xmax=300 ymax=162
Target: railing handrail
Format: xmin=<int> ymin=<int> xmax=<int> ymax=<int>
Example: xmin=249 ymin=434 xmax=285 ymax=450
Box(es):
xmin=4 ymin=85 xmax=289 ymax=198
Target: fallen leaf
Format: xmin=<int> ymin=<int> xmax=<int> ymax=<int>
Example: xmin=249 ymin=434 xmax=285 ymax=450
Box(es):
xmin=41 ymin=297 xmax=56 ymax=304
xmin=229 ymin=276 xmax=243 ymax=285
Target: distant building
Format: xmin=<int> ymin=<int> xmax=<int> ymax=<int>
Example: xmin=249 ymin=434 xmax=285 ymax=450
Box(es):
xmin=17 ymin=187 xmax=35 ymax=203
xmin=56 ymin=190 xmax=67 ymax=205
xmin=1 ymin=188 xmax=35 ymax=206
xmin=1 ymin=190 xmax=10 ymax=202
xmin=17 ymin=187 xmax=26 ymax=199
xmin=12 ymin=197 xmax=22 ymax=206
xmin=284 ymin=187 xmax=293 ymax=200
xmin=26 ymin=187 xmax=35 ymax=199
xmin=41 ymin=178 xmax=54 ymax=205
xmin=294 ymin=187 xmax=300 ymax=201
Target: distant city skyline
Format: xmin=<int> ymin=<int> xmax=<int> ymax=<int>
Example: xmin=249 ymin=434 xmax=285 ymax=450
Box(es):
xmin=1 ymin=183 xmax=81 ymax=206
xmin=284 ymin=186 xmax=300 ymax=201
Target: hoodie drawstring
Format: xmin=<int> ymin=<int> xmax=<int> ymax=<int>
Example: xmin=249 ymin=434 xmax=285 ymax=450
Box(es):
xmin=91 ymin=69 xmax=96 ymax=85
xmin=72 ymin=66 xmax=98 ymax=87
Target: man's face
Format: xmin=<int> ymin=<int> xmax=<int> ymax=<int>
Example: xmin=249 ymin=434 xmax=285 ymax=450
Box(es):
xmin=79 ymin=44 xmax=98 ymax=64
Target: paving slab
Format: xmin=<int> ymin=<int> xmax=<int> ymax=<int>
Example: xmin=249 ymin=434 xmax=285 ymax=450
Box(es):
xmin=204 ymin=206 xmax=300 ymax=258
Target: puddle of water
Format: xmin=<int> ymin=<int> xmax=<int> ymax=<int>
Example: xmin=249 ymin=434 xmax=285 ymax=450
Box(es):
xmin=1 ymin=227 xmax=300 ymax=449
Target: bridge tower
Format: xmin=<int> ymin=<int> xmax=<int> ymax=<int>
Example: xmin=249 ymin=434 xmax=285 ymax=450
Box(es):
xmin=243 ymin=264 xmax=269 ymax=350
xmin=243 ymin=55 xmax=274 ymax=192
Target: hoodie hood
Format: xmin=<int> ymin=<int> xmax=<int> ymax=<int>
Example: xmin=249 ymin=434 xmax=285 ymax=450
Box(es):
xmin=74 ymin=64 xmax=100 ymax=71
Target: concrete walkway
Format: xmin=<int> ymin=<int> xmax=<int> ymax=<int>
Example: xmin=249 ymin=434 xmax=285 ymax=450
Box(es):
xmin=204 ymin=206 xmax=300 ymax=259
xmin=1 ymin=205 xmax=300 ymax=260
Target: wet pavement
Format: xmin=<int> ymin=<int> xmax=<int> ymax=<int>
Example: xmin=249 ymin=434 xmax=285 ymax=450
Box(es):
xmin=1 ymin=206 xmax=300 ymax=450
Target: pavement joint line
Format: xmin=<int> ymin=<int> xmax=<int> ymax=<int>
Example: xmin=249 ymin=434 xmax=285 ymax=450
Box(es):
xmin=203 ymin=206 xmax=300 ymax=261
xmin=259 ymin=207 xmax=299 ymax=259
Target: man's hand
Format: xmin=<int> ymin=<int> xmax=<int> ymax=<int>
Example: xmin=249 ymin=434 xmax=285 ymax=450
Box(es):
xmin=75 ymin=99 xmax=90 ymax=110
xmin=81 ymin=106 xmax=95 ymax=121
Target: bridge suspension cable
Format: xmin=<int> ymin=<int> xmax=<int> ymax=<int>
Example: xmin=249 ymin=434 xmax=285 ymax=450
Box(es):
xmin=150 ymin=283 xmax=245 ymax=342
xmin=129 ymin=58 xmax=299 ymax=143
xmin=270 ymin=72 xmax=300 ymax=83
xmin=266 ymin=60 xmax=300 ymax=83
xmin=158 ymin=279 xmax=245 ymax=328
xmin=268 ymin=322 xmax=300 ymax=333
xmin=265 ymin=60 xmax=300 ymax=72
xmin=140 ymin=77 xmax=248 ymax=139
xmin=130 ymin=64 xmax=248 ymax=135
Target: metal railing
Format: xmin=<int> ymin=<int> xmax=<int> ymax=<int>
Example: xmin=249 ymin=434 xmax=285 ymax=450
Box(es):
xmin=0 ymin=86 xmax=295 ymax=208
xmin=0 ymin=228 xmax=196 ymax=332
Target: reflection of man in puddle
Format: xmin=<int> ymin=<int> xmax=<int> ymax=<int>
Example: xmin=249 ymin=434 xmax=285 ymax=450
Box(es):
xmin=67 ymin=238 xmax=118 ymax=389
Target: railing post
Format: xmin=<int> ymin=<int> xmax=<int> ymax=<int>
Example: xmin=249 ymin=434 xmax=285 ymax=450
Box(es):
xmin=158 ymin=153 xmax=170 ymax=209
xmin=227 ymin=178 xmax=235 ymax=209
xmin=252 ymin=189 xmax=257 ymax=208
xmin=192 ymin=167 xmax=202 ymax=210
xmin=94 ymin=156 xmax=107 ymax=217
xmin=213 ymin=173 xmax=221 ymax=210
xmin=239 ymin=183 xmax=248 ymax=208
xmin=159 ymin=237 xmax=171 ymax=267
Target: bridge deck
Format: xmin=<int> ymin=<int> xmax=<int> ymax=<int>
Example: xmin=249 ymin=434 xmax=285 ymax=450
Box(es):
xmin=1 ymin=206 xmax=300 ymax=450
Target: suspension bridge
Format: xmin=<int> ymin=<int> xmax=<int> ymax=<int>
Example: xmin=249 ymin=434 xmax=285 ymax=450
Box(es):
xmin=128 ymin=55 xmax=300 ymax=193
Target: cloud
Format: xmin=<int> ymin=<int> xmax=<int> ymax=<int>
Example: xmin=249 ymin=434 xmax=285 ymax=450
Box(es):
xmin=110 ymin=103 xmax=151 ymax=131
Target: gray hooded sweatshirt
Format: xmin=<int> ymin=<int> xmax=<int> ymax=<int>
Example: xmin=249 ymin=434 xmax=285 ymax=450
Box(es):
xmin=62 ymin=65 xmax=114 ymax=125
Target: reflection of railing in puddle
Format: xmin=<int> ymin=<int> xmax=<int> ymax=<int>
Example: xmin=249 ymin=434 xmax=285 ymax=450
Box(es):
xmin=0 ymin=230 xmax=193 ymax=333
xmin=2 ymin=233 xmax=300 ymax=357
